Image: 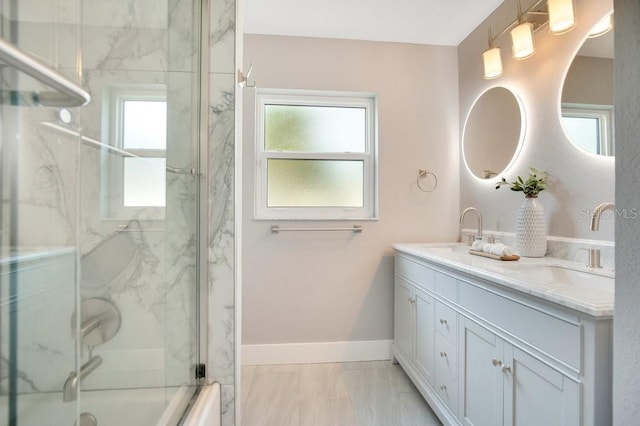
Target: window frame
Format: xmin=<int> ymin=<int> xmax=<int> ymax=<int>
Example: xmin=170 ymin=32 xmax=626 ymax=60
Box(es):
xmin=101 ymin=84 xmax=168 ymax=218
xmin=561 ymin=103 xmax=614 ymax=156
xmin=255 ymin=89 xmax=378 ymax=220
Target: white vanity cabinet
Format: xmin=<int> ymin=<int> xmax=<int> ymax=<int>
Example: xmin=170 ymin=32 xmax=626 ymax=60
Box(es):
xmin=460 ymin=318 xmax=580 ymax=426
xmin=392 ymin=251 xmax=612 ymax=426
xmin=394 ymin=273 xmax=436 ymax=386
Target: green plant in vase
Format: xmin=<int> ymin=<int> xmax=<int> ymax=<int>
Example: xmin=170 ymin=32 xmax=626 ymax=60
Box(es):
xmin=495 ymin=167 xmax=548 ymax=198
xmin=495 ymin=167 xmax=549 ymax=257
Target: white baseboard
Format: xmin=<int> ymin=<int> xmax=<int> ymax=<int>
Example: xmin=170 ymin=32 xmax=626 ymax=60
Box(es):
xmin=241 ymin=340 xmax=393 ymax=365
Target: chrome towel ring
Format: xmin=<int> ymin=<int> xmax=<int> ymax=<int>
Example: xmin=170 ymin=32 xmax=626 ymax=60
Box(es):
xmin=417 ymin=169 xmax=438 ymax=192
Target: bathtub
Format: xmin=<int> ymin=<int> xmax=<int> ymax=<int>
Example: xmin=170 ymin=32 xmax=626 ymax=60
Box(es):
xmin=180 ymin=382 xmax=221 ymax=426
xmin=0 ymin=383 xmax=220 ymax=425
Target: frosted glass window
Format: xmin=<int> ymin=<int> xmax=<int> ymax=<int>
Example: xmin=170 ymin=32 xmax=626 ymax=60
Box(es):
xmin=123 ymin=158 xmax=166 ymax=207
xmin=267 ymin=159 xmax=363 ymax=207
xmin=265 ymin=105 xmax=366 ymax=152
xmin=122 ymin=100 xmax=167 ymax=149
xmin=256 ymin=90 xmax=377 ymax=220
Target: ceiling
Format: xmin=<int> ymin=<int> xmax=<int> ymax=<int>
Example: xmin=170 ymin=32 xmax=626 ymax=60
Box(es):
xmin=243 ymin=0 xmax=505 ymax=46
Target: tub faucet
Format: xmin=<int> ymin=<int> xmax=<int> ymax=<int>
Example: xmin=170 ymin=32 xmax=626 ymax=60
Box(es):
xmin=590 ymin=202 xmax=615 ymax=231
xmin=460 ymin=207 xmax=483 ymax=242
xmin=62 ymin=355 xmax=103 ymax=402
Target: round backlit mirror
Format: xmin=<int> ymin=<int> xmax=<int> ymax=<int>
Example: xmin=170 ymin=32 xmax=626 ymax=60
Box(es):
xmin=463 ymin=87 xmax=525 ymax=179
xmin=560 ymin=11 xmax=614 ymax=156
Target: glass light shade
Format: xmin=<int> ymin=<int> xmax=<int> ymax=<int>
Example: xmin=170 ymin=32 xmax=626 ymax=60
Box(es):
xmin=482 ymin=47 xmax=503 ymax=79
xmin=588 ymin=14 xmax=612 ymax=38
xmin=548 ymin=0 xmax=576 ymax=34
xmin=511 ymin=22 xmax=535 ymax=60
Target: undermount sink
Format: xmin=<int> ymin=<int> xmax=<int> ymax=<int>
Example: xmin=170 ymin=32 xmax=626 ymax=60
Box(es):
xmin=418 ymin=244 xmax=467 ymax=254
xmin=548 ymin=264 xmax=614 ymax=278
xmin=509 ymin=263 xmax=614 ymax=289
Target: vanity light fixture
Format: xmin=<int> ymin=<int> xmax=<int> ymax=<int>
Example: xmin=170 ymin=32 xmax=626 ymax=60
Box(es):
xmin=588 ymin=13 xmax=613 ymax=38
xmin=511 ymin=2 xmax=536 ymax=60
xmin=548 ymin=0 xmax=576 ymax=34
xmin=482 ymin=0 xmax=577 ymax=79
xmin=483 ymin=28 xmax=503 ymax=79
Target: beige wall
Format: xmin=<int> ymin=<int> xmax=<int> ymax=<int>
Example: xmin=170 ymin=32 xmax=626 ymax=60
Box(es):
xmin=563 ymin=55 xmax=614 ymax=105
xmin=458 ymin=0 xmax=615 ymax=240
xmin=242 ymin=35 xmax=460 ymax=345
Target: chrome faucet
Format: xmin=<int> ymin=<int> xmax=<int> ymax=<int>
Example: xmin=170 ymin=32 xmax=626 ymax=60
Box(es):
xmin=590 ymin=202 xmax=615 ymax=231
xmin=62 ymin=355 xmax=103 ymax=402
xmin=585 ymin=202 xmax=614 ymax=269
xmin=460 ymin=207 xmax=483 ymax=242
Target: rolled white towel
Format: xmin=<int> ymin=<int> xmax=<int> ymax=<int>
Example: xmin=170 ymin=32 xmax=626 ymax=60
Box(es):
xmin=483 ymin=243 xmax=518 ymax=257
xmin=471 ymin=240 xmax=486 ymax=251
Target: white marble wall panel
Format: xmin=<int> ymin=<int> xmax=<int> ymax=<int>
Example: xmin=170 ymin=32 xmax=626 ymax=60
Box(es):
xmin=0 ymin=250 xmax=75 ymax=394
xmin=16 ymin=119 xmax=79 ymax=248
xmin=81 ymin=25 xmax=168 ymax=72
xmin=164 ymin=69 xmax=200 ymax=386
xmin=207 ymin=60 xmax=236 ymax=426
xmin=16 ymin=22 xmax=78 ymax=74
xmin=168 ymin=0 xmax=201 ymax=72
xmin=208 ymin=0 xmax=237 ymax=422
xmin=210 ymin=0 xmax=236 ymax=74
xmin=14 ymin=0 xmax=79 ymax=26
xmin=17 ymin=0 xmax=167 ymax=29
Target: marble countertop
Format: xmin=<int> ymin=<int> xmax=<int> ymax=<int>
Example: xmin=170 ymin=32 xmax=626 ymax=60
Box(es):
xmin=392 ymin=243 xmax=614 ymax=318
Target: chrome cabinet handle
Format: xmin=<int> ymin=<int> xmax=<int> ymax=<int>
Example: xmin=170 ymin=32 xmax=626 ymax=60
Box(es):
xmin=440 ymin=351 xmax=447 ymax=358
xmin=439 ymin=384 xmax=447 ymax=391
xmin=440 ymin=319 xmax=447 ymax=325
xmin=491 ymin=358 xmax=502 ymax=367
xmin=502 ymin=364 xmax=512 ymax=373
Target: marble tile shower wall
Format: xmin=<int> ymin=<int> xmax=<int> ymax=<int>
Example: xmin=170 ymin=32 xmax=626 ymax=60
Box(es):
xmin=207 ymin=0 xmax=237 ymax=423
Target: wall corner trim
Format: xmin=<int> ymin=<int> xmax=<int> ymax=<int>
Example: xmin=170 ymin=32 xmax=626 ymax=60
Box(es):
xmin=241 ymin=340 xmax=393 ymax=365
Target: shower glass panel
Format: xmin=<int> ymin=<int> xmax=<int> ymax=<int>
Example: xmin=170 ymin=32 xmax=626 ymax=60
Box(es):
xmin=0 ymin=0 xmax=204 ymax=425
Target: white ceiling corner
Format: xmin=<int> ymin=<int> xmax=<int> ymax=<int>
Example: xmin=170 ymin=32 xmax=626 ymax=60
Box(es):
xmin=243 ymin=0 xmax=505 ymax=46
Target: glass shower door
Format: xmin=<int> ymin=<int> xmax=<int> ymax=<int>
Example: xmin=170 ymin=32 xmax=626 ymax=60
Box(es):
xmin=74 ymin=0 xmax=204 ymax=423
xmin=0 ymin=1 xmax=86 ymax=424
xmin=0 ymin=0 xmax=204 ymax=424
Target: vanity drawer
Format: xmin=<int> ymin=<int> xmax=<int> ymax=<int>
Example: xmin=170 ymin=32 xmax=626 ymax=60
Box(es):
xmin=435 ymin=301 xmax=458 ymax=342
xmin=435 ymin=333 xmax=458 ymax=411
xmin=458 ymin=280 xmax=582 ymax=371
xmin=395 ymin=255 xmax=435 ymax=291
xmin=435 ymin=332 xmax=458 ymax=381
xmin=435 ymin=271 xmax=458 ymax=302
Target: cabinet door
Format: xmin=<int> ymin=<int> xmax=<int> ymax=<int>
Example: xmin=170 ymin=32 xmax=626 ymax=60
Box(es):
xmin=414 ymin=287 xmax=434 ymax=384
xmin=503 ymin=344 xmax=580 ymax=426
xmin=394 ymin=277 xmax=414 ymax=359
xmin=460 ymin=319 xmax=503 ymax=426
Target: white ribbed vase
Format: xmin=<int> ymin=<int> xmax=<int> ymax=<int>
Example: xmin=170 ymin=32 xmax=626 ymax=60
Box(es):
xmin=515 ymin=196 xmax=547 ymax=257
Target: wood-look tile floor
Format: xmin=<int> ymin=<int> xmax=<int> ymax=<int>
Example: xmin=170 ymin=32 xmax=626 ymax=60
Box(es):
xmin=241 ymin=361 xmax=442 ymax=426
